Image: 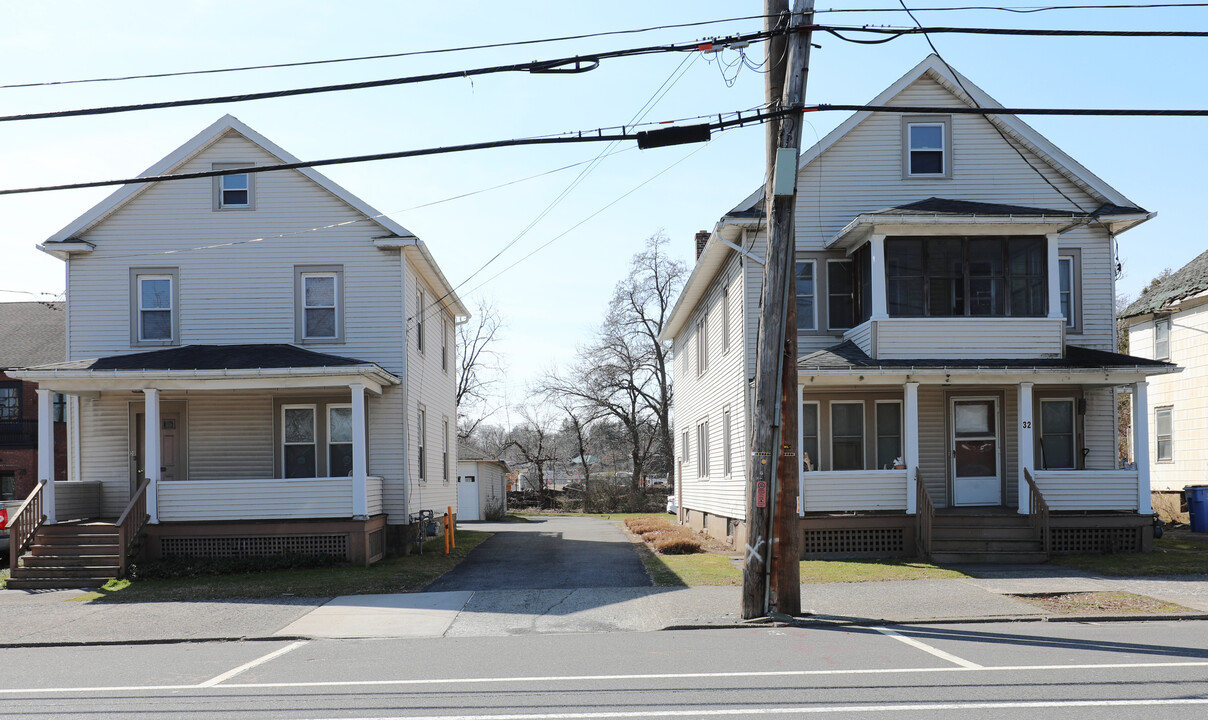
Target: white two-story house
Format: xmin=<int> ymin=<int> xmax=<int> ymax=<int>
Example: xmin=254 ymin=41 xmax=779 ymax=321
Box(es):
xmin=662 ymin=56 xmax=1178 ymax=563
xmin=8 ymin=116 xmax=466 ymax=588
xmin=1122 ymin=249 xmax=1208 ymax=499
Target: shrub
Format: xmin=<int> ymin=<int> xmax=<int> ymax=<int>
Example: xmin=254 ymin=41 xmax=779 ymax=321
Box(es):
xmin=652 ymin=534 xmax=703 ymax=555
xmin=128 ymin=553 xmax=341 ymax=580
xmin=625 ymin=516 xmax=670 ymax=535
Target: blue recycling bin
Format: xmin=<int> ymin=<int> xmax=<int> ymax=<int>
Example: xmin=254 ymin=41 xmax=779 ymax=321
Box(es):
xmin=1186 ymin=486 xmax=1208 ymax=533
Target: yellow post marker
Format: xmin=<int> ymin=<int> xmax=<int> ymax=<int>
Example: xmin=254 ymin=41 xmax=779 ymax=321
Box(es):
xmin=448 ymin=505 xmax=455 ymax=549
xmin=444 ymin=511 xmax=450 ymax=554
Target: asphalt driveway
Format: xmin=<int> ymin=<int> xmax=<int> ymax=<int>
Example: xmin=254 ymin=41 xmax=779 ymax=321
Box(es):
xmin=424 ymin=516 xmax=651 ymax=592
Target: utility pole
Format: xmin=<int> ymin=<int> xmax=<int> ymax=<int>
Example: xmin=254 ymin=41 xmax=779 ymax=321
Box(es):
xmin=742 ymin=0 xmax=813 ymax=620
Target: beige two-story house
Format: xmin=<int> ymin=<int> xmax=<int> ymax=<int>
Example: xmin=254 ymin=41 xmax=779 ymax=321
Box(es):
xmin=9 ymin=116 xmax=466 ymax=587
xmin=662 ymin=56 xmax=1177 ymax=563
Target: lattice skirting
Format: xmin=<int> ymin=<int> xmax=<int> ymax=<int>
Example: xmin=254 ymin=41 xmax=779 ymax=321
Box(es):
xmin=160 ymin=534 xmax=349 ymax=559
xmin=802 ymin=527 xmax=906 ymax=557
xmin=1050 ymin=526 xmax=1142 ymax=554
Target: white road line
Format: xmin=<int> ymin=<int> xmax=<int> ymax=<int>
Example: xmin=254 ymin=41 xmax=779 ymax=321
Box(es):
xmin=872 ymin=627 xmax=982 ymax=669
xmin=2 ymin=660 xmax=1208 ymax=695
xmin=198 ymin=640 xmax=308 ymax=687
xmin=283 ymin=698 xmax=1208 ymax=720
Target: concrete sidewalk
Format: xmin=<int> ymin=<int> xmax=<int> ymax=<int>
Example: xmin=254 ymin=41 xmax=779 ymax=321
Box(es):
xmin=2 ymin=565 xmax=1207 ymax=645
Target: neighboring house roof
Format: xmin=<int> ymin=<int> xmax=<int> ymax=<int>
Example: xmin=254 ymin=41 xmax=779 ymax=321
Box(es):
xmin=458 ymin=441 xmax=510 ymax=470
xmin=733 ymin=54 xmax=1147 ymax=218
xmin=38 ymin=114 xmax=468 ymax=319
xmin=0 ymin=301 xmax=65 ymax=369
xmin=29 ymin=344 xmax=369 ymax=371
xmin=799 ymin=341 xmax=1175 ymax=371
xmin=1122 ymin=248 xmax=1208 ymax=318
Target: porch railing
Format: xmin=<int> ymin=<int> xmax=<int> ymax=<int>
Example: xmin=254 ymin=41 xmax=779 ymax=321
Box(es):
xmin=115 ymin=479 xmax=151 ymax=578
xmin=914 ymin=468 xmax=934 ymax=560
xmin=1023 ymin=469 xmax=1052 ymax=557
xmin=7 ymin=481 xmax=45 ymax=573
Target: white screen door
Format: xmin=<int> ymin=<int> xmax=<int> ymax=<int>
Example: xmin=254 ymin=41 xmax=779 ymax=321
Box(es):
xmin=951 ymin=398 xmax=1001 ymax=506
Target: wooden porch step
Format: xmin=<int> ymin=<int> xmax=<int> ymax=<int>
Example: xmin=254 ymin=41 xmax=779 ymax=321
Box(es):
xmin=11 ymin=564 xmax=118 ymax=578
xmin=21 ymin=554 xmax=120 ymax=568
xmin=4 ymin=576 xmax=111 ymax=590
xmin=30 ymin=542 xmax=121 ymax=556
xmin=932 ymin=525 xmax=1036 ymax=541
xmin=932 ymin=538 xmax=1043 ymax=553
xmin=35 ymin=533 xmax=119 ymax=546
xmin=932 ymin=514 xmax=1031 ymax=528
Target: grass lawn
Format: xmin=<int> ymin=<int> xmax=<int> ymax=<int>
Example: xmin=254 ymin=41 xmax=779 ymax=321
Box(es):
xmin=1051 ymin=535 xmax=1208 ymax=577
xmin=72 ymin=530 xmax=491 ymax=602
xmin=800 ymin=559 xmax=970 ymax=583
xmin=1011 ymin=591 xmax=1193 ymax=615
xmin=518 ymin=511 xmax=673 ymax=522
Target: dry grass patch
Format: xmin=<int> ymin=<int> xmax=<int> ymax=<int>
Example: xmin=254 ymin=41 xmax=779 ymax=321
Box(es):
xmin=624 ymin=515 xmax=704 ymax=555
xmin=1011 ymin=591 xmax=1194 ymax=615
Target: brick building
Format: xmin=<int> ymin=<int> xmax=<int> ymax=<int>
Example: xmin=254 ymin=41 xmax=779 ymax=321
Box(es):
xmin=1 ymin=301 xmax=66 ymax=503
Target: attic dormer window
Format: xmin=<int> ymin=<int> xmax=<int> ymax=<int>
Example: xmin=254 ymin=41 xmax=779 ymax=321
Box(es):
xmin=212 ymin=163 xmax=255 ymax=210
xmin=903 ymin=116 xmax=951 ymax=178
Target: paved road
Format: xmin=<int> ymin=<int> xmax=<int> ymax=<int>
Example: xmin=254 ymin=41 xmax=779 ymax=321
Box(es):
xmin=425 ymin=516 xmax=651 ymax=591
xmin=4 ymin=620 xmax=1208 ymax=718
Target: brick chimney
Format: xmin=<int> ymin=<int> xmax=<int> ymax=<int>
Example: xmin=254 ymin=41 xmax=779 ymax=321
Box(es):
xmin=694 ymin=230 xmax=710 ymax=261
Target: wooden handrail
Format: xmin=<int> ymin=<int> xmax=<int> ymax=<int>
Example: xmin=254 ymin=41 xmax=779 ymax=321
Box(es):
xmin=914 ymin=468 xmax=934 ymax=560
xmin=1023 ymin=468 xmax=1051 ymax=557
xmin=115 ymin=479 xmax=151 ymax=578
xmin=8 ymin=481 xmax=46 ymax=573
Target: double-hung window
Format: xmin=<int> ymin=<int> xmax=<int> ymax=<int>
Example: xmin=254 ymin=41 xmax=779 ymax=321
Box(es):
xmin=131 ymin=268 xmax=178 ymax=345
xmin=1155 ymin=406 xmax=1173 ymax=462
xmin=722 ymin=407 xmax=732 ymax=476
xmin=1154 ymin=316 xmax=1171 ymax=360
xmin=831 ymin=402 xmax=865 ymax=471
xmin=296 ymin=266 xmax=343 ymax=343
xmin=796 ymin=260 xmax=816 ymax=331
xmin=801 ymin=401 xmax=819 ymax=471
xmin=213 ymin=163 xmax=254 ymax=210
xmin=416 ymin=290 xmax=425 ymax=353
xmin=443 ymin=418 xmax=450 ymax=482
xmin=696 ymin=314 xmax=709 ymax=376
xmin=0 ymin=383 xmax=19 ymax=422
xmin=283 ymin=405 xmax=318 ymax=479
xmin=1039 ymin=399 xmax=1076 ymax=469
xmin=875 ymin=401 xmax=903 ymax=470
xmin=417 ymin=408 xmax=427 ymax=481
xmin=327 ymin=405 xmax=354 ymax=477
xmin=904 ymin=118 xmax=950 ymax=177
xmin=442 ymin=316 xmax=450 ymax=372
xmin=1058 ymin=256 xmax=1075 ymax=329
xmin=721 ymin=284 xmax=731 ymax=353
xmin=827 ymin=259 xmax=856 ymax=330
xmin=696 ymin=419 xmax=710 ymax=478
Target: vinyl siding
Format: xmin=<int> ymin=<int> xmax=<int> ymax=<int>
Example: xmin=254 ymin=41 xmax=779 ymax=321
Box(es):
xmin=874 ymin=318 xmax=1064 ymax=359
xmin=1033 ymin=470 xmax=1138 ymax=511
xmin=675 ymin=253 xmax=748 ymax=521
xmin=158 ymin=478 xmax=356 ymax=522
xmin=801 ymin=470 xmax=907 ymax=511
xmin=78 ymin=394 xmax=135 ymax=517
xmin=1132 ymin=301 xmax=1208 ymax=492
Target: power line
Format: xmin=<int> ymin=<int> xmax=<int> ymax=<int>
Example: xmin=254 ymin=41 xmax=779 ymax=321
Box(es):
xmin=808 ymin=103 xmax=1208 ymax=116
xmin=814 ymin=3 xmax=1208 ymax=12
xmin=0 ymin=108 xmax=791 ymax=197
xmin=0 ymin=15 xmax=772 ymax=91
xmin=0 ymin=27 xmax=785 ymax=125
xmin=817 ymin=24 xmax=1208 ymax=40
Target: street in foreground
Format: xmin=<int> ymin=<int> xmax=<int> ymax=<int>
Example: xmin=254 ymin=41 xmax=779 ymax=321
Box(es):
xmin=2 ymin=620 xmax=1206 ymax=719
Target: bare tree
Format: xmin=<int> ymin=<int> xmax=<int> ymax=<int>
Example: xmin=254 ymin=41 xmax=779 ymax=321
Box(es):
xmin=546 ymin=391 xmax=604 ymax=512
xmin=456 ymin=298 xmax=505 ymax=439
xmin=506 ymin=402 xmax=561 ymax=507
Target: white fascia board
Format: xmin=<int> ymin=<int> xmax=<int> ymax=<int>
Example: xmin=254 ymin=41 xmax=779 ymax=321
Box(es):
xmin=37 ymin=240 xmax=95 ymax=261
xmin=9 ymin=364 xmax=399 ymax=394
xmin=402 ymin=243 xmax=469 ymax=320
xmin=797 ymin=364 xmax=1181 ymax=387
xmin=660 ymin=216 xmax=761 ymax=341
xmin=47 ymin=115 xmax=417 ymax=243
xmin=826 ymin=214 xmax=1095 ymax=250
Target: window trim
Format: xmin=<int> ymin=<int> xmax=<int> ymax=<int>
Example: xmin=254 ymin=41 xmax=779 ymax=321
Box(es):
xmin=722 ymin=406 xmax=733 ymax=477
xmin=682 ymin=429 xmax=690 ymax=466
xmin=416 ymin=289 xmax=426 ymax=354
xmin=826 ymin=258 xmax=856 ymax=331
xmin=295 ymin=265 xmax=345 ymax=344
xmin=902 ymin=115 xmax=952 ymax=179
xmin=695 ymin=312 xmax=709 ymax=377
xmin=130 ymin=267 xmax=180 ymax=347
xmin=1058 ymin=250 xmax=1082 ymax=333
xmin=721 ymin=282 xmax=731 ymax=354
xmin=441 ymin=315 xmax=450 ymax=372
xmin=282 ymin=404 xmax=318 ymax=479
xmin=212 ymin=162 xmax=255 ymax=210
xmin=830 ymin=400 xmax=866 ymax=471
xmin=1155 ymin=405 xmax=1173 ymax=463
xmin=696 ymin=418 xmax=710 ymax=479
xmin=326 ymin=403 xmax=354 ymax=478
xmin=886 ymin=236 xmax=1048 ymax=318
xmin=1154 ymin=315 xmax=1171 ymax=360
xmin=0 ymin=382 xmax=20 ymax=422
xmin=875 ymin=400 xmax=903 ymax=470
xmin=417 ymin=406 xmax=427 ymax=482
xmin=801 ymin=400 xmax=820 ymax=471
xmin=442 ymin=417 xmax=451 ymax=483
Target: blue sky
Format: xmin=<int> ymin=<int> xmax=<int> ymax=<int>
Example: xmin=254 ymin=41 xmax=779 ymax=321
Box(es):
xmin=2 ymin=2 xmax=1205 ymax=409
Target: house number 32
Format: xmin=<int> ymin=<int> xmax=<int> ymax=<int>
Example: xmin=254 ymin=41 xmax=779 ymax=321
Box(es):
xmin=1022 ymin=421 xmax=1032 ymax=428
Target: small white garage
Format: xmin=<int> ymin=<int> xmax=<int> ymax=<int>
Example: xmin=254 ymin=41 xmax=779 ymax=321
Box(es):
xmin=456 ymin=443 xmax=509 ymax=521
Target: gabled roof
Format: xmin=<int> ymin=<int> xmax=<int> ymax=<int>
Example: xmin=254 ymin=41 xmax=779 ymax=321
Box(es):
xmin=799 ymin=341 xmax=1174 ymax=371
xmin=0 ymin=301 xmax=65 ymax=369
xmin=39 ymin=115 xmax=468 ymax=319
xmin=733 ymin=54 xmax=1146 ymax=218
xmin=31 ymin=343 xmax=369 ymax=372
xmin=1122 ymin=248 xmax=1208 ymax=318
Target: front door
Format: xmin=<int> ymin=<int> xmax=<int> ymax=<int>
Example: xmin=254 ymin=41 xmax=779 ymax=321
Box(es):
xmin=457 ymin=474 xmax=480 ymax=521
xmin=133 ymin=412 xmax=181 ymax=494
xmin=951 ymin=398 xmax=1002 ymax=506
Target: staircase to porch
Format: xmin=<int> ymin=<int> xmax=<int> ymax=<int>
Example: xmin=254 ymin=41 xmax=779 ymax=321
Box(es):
xmin=928 ymin=509 xmax=1048 ymax=564
xmin=6 ymin=520 xmax=122 ymax=590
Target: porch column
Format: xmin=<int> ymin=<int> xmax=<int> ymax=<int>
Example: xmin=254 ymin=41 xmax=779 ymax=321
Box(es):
xmin=1018 ymin=382 xmax=1034 ymax=514
xmin=1046 ymin=233 xmax=1063 ymax=321
xmin=143 ymin=388 xmax=160 ymax=524
xmin=36 ymin=389 xmax=56 ymax=525
xmin=1131 ymin=381 xmax=1153 ymax=514
xmin=350 ymin=382 xmax=368 ymax=519
xmin=904 ymin=381 xmax=919 ymax=514
xmin=870 ymin=233 xmax=888 ymax=320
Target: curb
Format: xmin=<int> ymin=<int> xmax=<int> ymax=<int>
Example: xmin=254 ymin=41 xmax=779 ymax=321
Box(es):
xmin=662 ymin=611 xmax=1208 ymax=631
xmin=0 ymin=635 xmax=306 ymax=650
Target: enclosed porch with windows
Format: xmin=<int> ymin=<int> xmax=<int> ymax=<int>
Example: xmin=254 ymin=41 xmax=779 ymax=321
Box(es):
xmin=795 ymin=342 xmax=1179 ymax=562
xmin=7 ymin=344 xmax=401 ymax=586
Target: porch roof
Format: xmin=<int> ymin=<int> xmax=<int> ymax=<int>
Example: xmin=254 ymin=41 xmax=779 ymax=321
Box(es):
xmin=798 ymin=342 xmax=1179 ymax=386
xmin=9 ymin=344 xmax=400 ymax=393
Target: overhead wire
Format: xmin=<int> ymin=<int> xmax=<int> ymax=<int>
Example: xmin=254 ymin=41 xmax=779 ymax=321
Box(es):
xmin=814 ymin=3 xmax=1208 ymax=13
